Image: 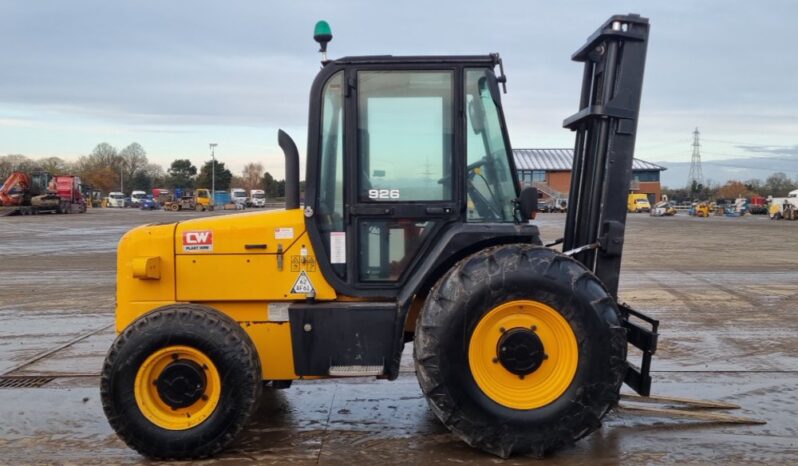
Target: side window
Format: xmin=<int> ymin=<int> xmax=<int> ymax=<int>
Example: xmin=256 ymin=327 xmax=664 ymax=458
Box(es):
xmin=318 ymin=72 xmax=346 ymax=277
xmin=357 ymin=71 xmax=453 ymax=202
xmin=359 ymin=219 xmax=436 ymax=281
xmin=465 ymin=69 xmax=517 ymax=222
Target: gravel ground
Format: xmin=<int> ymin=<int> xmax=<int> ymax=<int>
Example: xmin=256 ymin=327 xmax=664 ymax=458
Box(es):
xmin=0 ymin=208 xmax=796 ymax=464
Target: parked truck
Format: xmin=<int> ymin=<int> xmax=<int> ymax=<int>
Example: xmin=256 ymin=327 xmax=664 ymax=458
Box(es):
xmin=107 ymin=192 xmax=127 ymax=208
xmin=231 ymin=188 xmax=247 ymax=207
xmin=248 ymin=189 xmax=266 ymax=207
xmin=768 ymin=189 xmax=798 ymax=220
xmin=0 ymin=171 xmax=86 ymax=216
xmin=152 ymin=188 xmax=170 ymax=207
xmin=163 ymin=188 xmax=214 ymax=212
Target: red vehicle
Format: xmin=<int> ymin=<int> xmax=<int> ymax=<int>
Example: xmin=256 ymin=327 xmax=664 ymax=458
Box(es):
xmin=52 ymin=175 xmax=87 ymax=213
xmin=152 ymin=188 xmax=170 ymax=206
xmin=749 ymin=195 xmax=767 ymax=215
xmin=0 ymin=171 xmax=86 ymax=216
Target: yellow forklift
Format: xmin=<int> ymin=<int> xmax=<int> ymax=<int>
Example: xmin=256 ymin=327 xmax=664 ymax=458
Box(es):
xmin=101 ymin=15 xmax=657 ymax=459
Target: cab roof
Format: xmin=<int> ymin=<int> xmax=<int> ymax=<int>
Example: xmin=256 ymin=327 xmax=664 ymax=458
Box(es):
xmin=329 ymin=54 xmax=500 ymax=67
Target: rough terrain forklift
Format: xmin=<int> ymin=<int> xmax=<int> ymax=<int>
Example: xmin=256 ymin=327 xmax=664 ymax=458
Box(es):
xmin=101 ymin=14 xmax=657 ymax=459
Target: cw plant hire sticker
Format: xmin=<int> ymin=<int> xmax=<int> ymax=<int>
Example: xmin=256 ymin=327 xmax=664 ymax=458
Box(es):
xmin=182 ymin=230 xmax=213 ymax=252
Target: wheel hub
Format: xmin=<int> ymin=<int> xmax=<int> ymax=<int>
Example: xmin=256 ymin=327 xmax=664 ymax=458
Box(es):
xmin=155 ymin=359 xmax=207 ymax=409
xmin=496 ymin=327 xmax=546 ymax=376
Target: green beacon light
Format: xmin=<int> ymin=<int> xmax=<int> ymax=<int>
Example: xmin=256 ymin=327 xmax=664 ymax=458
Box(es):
xmin=313 ymin=20 xmax=333 ymax=63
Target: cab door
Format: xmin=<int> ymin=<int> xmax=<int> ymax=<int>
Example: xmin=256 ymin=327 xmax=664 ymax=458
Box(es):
xmin=347 ymin=68 xmax=459 ymax=288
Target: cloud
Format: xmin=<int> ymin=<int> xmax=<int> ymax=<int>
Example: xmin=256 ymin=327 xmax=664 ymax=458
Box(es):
xmin=737 ymin=145 xmax=798 ymax=157
xmin=1 ymin=1 xmax=797 ymax=173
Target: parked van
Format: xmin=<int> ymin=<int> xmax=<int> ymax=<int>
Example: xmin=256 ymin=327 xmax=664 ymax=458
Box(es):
xmin=628 ymin=193 xmax=651 ymax=213
xmin=130 ymin=190 xmax=147 ymax=207
xmin=107 ymin=192 xmax=126 ymax=208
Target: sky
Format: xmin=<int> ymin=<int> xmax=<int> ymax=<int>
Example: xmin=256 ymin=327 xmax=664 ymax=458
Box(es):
xmin=1 ymin=0 xmax=797 ymax=187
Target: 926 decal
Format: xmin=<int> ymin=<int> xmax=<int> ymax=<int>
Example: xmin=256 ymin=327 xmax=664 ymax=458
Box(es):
xmin=368 ymin=189 xmax=400 ymax=200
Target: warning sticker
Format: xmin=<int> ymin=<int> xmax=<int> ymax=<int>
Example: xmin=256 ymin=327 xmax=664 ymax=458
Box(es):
xmin=275 ymin=227 xmax=294 ymax=240
xmin=330 ymin=231 xmax=346 ymax=264
xmin=290 ymin=270 xmax=315 ymax=294
xmin=182 ymin=230 xmax=213 ymax=252
xmin=290 ymin=255 xmax=317 ymax=272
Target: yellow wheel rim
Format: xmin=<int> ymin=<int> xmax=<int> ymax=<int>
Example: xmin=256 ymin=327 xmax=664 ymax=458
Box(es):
xmin=468 ymin=300 xmax=578 ymax=410
xmin=134 ymin=345 xmax=221 ymax=430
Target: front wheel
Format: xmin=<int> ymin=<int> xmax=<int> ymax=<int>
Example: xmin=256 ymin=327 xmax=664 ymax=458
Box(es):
xmin=101 ymin=305 xmax=262 ymax=459
xmin=414 ymin=245 xmax=626 ymax=458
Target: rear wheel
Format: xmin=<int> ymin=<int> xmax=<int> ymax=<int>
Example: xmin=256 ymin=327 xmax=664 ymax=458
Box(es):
xmin=414 ymin=244 xmax=626 ymax=458
xmin=101 ymin=305 xmax=262 ymax=459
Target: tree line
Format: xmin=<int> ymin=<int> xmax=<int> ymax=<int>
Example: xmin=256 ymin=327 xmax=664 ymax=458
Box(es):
xmin=663 ymin=172 xmax=798 ymax=202
xmin=0 ymin=143 xmax=290 ymax=198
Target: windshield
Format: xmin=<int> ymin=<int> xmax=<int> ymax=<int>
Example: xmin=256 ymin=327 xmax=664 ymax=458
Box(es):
xmin=464 ymin=69 xmax=517 ymax=222
xmin=254 ymin=193 xmax=265 ymax=199
xmin=636 ymin=199 xmax=649 ymax=204
xmin=233 ymin=191 xmax=245 ymax=197
xmin=110 ymin=194 xmax=125 ymax=199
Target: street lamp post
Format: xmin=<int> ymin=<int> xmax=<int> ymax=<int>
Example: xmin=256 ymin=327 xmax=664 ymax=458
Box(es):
xmin=209 ymin=143 xmax=218 ymax=207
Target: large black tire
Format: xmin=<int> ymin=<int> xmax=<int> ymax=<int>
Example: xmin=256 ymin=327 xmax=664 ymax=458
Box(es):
xmin=101 ymin=304 xmax=262 ymax=459
xmin=414 ymin=244 xmax=626 ymax=458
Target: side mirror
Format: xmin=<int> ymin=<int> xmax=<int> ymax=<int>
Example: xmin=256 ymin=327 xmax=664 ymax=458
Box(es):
xmin=484 ymin=71 xmax=502 ymax=107
xmin=468 ymin=99 xmax=485 ymax=134
xmin=518 ymin=187 xmax=539 ymax=220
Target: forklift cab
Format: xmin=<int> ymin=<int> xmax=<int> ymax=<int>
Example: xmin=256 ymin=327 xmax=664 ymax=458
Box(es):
xmin=302 ymin=55 xmax=535 ymax=297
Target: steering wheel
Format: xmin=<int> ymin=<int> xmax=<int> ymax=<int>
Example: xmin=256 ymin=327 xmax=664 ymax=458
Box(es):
xmin=438 ymin=159 xmax=487 ymax=185
xmin=465 ymin=158 xmax=504 ymax=220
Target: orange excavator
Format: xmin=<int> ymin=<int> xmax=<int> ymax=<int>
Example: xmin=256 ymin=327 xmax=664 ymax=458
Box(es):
xmin=0 ymin=171 xmax=86 ymax=216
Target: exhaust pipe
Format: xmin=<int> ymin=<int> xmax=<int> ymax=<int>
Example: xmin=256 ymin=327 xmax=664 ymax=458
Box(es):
xmin=278 ymin=129 xmax=300 ymax=210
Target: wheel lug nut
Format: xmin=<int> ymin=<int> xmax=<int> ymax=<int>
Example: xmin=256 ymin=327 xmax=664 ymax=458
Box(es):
xmin=492 ymin=358 xmax=499 ymax=364
xmin=543 ymin=354 xmax=549 ymax=360
xmin=499 ymin=327 xmax=506 ymax=334
xmin=531 ymin=325 xmax=537 ymax=331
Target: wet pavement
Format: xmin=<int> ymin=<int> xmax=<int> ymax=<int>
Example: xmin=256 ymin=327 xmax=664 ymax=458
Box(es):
xmin=0 ymin=209 xmax=796 ymax=464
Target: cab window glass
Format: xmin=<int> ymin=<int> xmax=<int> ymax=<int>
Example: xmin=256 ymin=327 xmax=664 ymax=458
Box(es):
xmin=465 ymin=69 xmax=517 ymax=222
xmin=318 ymin=71 xmax=346 ymax=277
xmin=357 ymin=71 xmax=453 ymax=202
